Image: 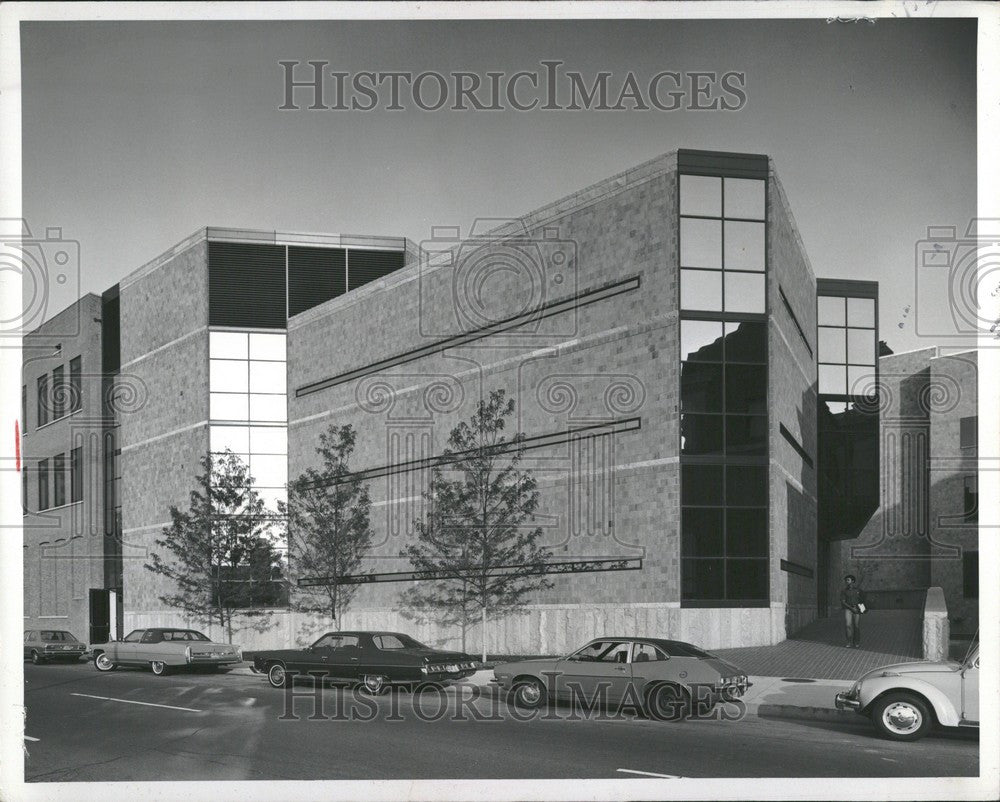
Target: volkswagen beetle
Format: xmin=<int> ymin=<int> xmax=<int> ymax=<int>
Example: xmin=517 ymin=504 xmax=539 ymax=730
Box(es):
xmin=834 ymin=638 xmax=979 ymax=741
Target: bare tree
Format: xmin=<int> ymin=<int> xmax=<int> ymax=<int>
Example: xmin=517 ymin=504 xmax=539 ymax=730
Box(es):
xmin=282 ymin=424 xmax=373 ymax=621
xmin=401 ymin=390 xmax=552 ymax=661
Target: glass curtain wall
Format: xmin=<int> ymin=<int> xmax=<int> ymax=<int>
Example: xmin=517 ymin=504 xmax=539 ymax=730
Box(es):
xmin=679 ymin=170 xmax=769 ymax=605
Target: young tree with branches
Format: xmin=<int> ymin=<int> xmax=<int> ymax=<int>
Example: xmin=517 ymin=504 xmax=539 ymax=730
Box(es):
xmin=144 ymin=450 xmax=283 ymax=644
xmin=401 ymin=389 xmax=552 ymax=662
xmin=282 ymin=424 xmax=373 ymax=621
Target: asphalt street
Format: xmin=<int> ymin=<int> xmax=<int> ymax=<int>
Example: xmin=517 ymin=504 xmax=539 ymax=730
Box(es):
xmin=23 ymin=661 xmax=978 ymax=782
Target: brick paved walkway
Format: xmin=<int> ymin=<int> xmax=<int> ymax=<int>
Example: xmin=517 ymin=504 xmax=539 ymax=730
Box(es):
xmin=714 ymin=610 xmax=923 ymax=680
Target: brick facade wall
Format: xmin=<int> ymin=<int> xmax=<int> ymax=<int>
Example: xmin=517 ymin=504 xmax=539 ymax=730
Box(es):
xmin=119 ymin=239 xmax=211 ymax=621
xmin=22 ymin=294 xmax=107 ymax=643
xmin=767 ymin=168 xmax=819 ymax=636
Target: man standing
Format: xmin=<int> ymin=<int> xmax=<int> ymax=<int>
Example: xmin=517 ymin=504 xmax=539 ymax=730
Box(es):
xmin=840 ymin=574 xmax=866 ymax=648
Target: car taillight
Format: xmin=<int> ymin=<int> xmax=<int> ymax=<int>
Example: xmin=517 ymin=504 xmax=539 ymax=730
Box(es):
xmin=185 ymin=646 xmax=192 ymax=664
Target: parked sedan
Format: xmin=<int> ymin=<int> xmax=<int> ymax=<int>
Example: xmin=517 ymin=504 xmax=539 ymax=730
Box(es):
xmin=92 ymin=628 xmax=242 ymax=676
xmin=492 ymin=637 xmax=750 ymax=720
xmin=24 ymin=630 xmax=88 ymax=664
xmin=253 ymin=631 xmax=479 ymax=694
xmin=835 ymin=638 xmax=979 ymax=741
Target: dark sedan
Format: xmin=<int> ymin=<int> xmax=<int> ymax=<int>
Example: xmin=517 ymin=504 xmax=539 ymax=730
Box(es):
xmin=253 ymin=631 xmax=479 ymax=694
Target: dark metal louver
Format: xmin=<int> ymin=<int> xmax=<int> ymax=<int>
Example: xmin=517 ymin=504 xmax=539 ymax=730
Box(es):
xmin=208 ymin=242 xmax=286 ymax=328
xmin=287 ymin=246 xmax=346 ymax=317
xmin=347 ymin=248 xmax=405 ymax=292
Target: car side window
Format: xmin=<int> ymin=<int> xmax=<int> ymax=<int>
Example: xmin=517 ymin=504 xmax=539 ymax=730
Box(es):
xmin=123 ymin=630 xmax=143 ymax=643
xmin=313 ymin=634 xmax=340 ymax=649
xmin=337 ymin=635 xmax=361 ymax=649
xmin=633 ymin=643 xmax=667 ymax=663
xmin=571 ymin=641 xmax=629 ymax=662
xmin=372 ymin=635 xmax=405 ymax=650
xmin=140 ymin=630 xmax=163 ymax=644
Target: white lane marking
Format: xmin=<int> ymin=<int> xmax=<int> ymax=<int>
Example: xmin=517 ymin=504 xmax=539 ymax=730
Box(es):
xmin=70 ymin=692 xmax=203 ymax=713
xmin=24 ymin=736 xmax=39 ymax=742
xmin=617 ymin=769 xmax=682 ymax=779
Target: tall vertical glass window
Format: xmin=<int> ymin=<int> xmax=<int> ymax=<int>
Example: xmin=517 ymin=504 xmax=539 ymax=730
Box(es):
xmin=679 ymin=168 xmax=769 ymax=606
xmin=209 ymin=330 xmax=288 ymax=519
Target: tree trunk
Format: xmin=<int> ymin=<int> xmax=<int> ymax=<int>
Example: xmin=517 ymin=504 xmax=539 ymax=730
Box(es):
xmin=481 ymin=605 xmax=487 ymax=664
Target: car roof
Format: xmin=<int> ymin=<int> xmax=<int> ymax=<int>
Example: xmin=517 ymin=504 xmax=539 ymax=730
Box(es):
xmin=585 ymin=636 xmax=702 ymax=649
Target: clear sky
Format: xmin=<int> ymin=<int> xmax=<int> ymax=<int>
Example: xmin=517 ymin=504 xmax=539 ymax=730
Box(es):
xmin=21 ymin=17 xmax=976 ymax=354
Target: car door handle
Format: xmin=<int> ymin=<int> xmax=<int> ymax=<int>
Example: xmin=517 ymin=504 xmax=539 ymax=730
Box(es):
xmin=614 ymin=666 xmax=628 ymax=672
xmin=349 ymin=657 xmax=359 ymax=661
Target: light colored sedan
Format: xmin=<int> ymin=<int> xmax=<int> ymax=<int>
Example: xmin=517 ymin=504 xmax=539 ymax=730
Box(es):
xmin=492 ymin=636 xmax=750 ymax=720
xmin=92 ymin=627 xmax=241 ymax=676
xmin=835 ymin=638 xmax=979 ymax=741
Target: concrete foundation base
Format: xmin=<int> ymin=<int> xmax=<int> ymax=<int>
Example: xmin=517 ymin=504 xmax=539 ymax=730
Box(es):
xmin=125 ymin=602 xmax=792 ymax=654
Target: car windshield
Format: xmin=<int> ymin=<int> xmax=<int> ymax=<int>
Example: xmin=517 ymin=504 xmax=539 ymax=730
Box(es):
xmin=40 ymin=631 xmax=74 ymax=641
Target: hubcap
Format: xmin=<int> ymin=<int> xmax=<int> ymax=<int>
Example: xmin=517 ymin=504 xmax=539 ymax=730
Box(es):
xmin=884 ymin=702 xmax=921 ymax=733
xmin=97 ymin=654 xmax=111 ymax=669
xmin=270 ymin=666 xmax=285 ymax=685
xmin=520 ymin=682 xmax=541 ymax=705
xmin=364 ymin=675 xmax=384 ymax=692
xmin=152 ymin=662 xmax=164 ymax=674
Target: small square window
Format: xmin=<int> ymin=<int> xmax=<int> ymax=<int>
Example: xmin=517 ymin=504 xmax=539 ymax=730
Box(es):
xmin=724 ymin=272 xmax=765 ymax=314
xmin=249 ymin=394 xmax=287 ymax=423
xmin=680 ymin=362 xmax=724 ymax=413
xmin=724 ymin=322 xmax=768 ymax=363
xmin=249 ymin=426 xmax=287 ymax=455
xmin=818 ymin=296 xmax=846 ymax=327
xmin=724 ymin=178 xmax=766 ymax=220
xmin=210 ymin=393 xmax=250 ymax=421
xmin=819 ymin=364 xmax=847 ymax=396
xmin=249 ymin=333 xmax=286 ymax=362
xmin=681 ymin=464 xmax=724 ymax=506
xmin=680 ymin=269 xmax=723 ymax=312
xmin=680 ymin=320 xmax=724 ymax=362
xmin=680 ymin=218 xmax=722 ymax=269
xmin=847 ymin=297 xmax=876 ymax=328
xmin=724 ymin=221 xmax=765 ymax=271
xmin=847 ymin=365 xmax=875 ymax=397
xmin=682 ymin=558 xmax=725 ymax=600
xmin=681 ymin=509 xmax=725 ymax=558
xmin=818 ymin=327 xmax=846 ymax=363
xmin=679 ymin=175 xmax=722 ymax=217
xmin=680 ymin=413 xmax=725 ymax=456
xmin=210 ymin=360 xmax=249 ymax=393
xmin=211 ymin=425 xmax=250 ymax=454
xmin=847 ymin=328 xmax=876 ymax=366
xmin=209 ymin=331 xmax=248 ymax=360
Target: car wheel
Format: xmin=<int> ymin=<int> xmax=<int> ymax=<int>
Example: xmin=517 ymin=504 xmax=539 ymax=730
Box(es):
xmin=150 ymin=661 xmax=170 ymax=676
xmin=511 ymin=677 xmax=547 ymax=710
xmin=645 ymin=682 xmax=692 ymax=722
xmin=94 ymin=652 xmax=117 ymax=672
xmin=872 ymin=693 xmax=933 ymax=741
xmin=359 ymin=674 xmax=388 ymax=695
xmin=30 ymin=650 xmax=42 ymax=665
xmin=267 ymin=662 xmax=289 ymax=689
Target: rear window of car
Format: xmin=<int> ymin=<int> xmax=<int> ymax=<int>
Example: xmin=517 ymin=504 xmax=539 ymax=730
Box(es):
xmin=373 ymin=635 xmax=408 ymax=650
xmin=661 ymin=642 xmax=714 ymax=658
xmin=40 ymin=631 xmax=71 ymax=641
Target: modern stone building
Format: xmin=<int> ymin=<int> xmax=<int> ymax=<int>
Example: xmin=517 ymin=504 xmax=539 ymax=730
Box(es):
xmin=30 ymin=148 xmax=977 ymax=656
xmin=828 ymin=347 xmax=979 ymax=638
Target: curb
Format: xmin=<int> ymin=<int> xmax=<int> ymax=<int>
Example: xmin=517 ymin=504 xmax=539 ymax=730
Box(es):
xmin=755 ymin=703 xmax=864 ymax=725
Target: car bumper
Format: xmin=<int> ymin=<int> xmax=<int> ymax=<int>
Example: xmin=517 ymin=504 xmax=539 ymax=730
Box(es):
xmin=41 ymin=650 xmax=86 ymax=659
xmin=834 ymin=692 xmax=861 ymax=712
xmin=188 ymin=654 xmax=241 ymax=666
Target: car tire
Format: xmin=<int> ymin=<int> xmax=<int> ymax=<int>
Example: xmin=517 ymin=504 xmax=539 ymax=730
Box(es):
xmin=150 ymin=661 xmax=170 ymax=676
xmin=359 ymin=674 xmax=388 ymax=695
xmin=510 ymin=677 xmax=547 ymax=710
xmin=871 ymin=692 xmax=933 ymax=741
xmin=30 ymin=650 xmax=42 ymax=665
xmin=267 ymin=662 xmax=289 ymax=689
xmin=94 ymin=652 xmax=117 ymax=672
xmin=645 ymin=682 xmax=692 ymax=722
